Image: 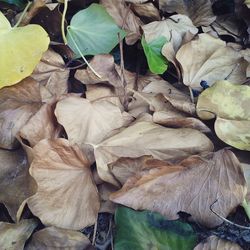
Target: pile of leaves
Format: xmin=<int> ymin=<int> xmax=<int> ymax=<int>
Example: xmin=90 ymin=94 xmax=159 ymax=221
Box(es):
xmin=0 ymin=0 xmax=250 ymax=249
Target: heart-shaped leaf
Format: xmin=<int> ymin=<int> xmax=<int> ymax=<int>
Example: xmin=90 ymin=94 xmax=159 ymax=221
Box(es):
xmin=66 ymin=3 xmax=126 ymax=58
xmin=0 ymin=12 xmax=50 ymax=88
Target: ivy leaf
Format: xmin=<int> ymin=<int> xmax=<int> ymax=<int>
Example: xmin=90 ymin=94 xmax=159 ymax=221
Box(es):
xmin=114 ymin=206 xmax=197 ymax=250
xmin=0 ymin=12 xmax=50 ymax=88
xmin=141 ymin=35 xmax=168 ymax=74
xmin=67 ymin=3 xmax=126 ymax=58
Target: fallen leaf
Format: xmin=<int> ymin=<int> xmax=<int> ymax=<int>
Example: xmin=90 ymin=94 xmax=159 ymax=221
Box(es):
xmin=19 ymin=102 xmax=61 ymax=147
xmin=197 ymin=80 xmax=250 ymax=150
xmin=114 ymin=206 xmax=197 ymax=250
xmin=101 ymin=0 xmax=143 ymax=44
xmin=0 ymin=148 xmax=36 ymax=221
xmin=26 ymin=226 xmax=94 ymax=250
xmin=0 ymin=219 xmax=38 ymax=250
xmin=110 ymin=149 xmax=246 ymax=227
xmin=95 ymin=121 xmax=214 ymax=185
xmin=27 ymin=138 xmax=100 ymax=230
xmin=55 ymin=96 xmax=132 ymax=150
xmin=194 ymin=236 xmax=243 ymax=250
xmin=67 ymin=3 xmax=126 ymax=57
xmin=0 ymin=77 xmax=42 ymax=149
xmin=0 ymin=11 xmax=49 ymax=87
xmin=31 ymin=49 xmax=69 ymax=101
xmin=159 ymin=0 xmax=216 ymax=27
xmin=176 ymin=34 xmax=248 ymax=90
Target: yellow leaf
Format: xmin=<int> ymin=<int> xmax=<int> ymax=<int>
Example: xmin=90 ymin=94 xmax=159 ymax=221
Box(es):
xmin=0 ymin=12 xmax=50 ymax=88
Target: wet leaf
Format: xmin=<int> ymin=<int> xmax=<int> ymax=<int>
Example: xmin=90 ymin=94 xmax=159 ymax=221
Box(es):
xmin=114 ymin=206 xmax=197 ymax=250
xmin=110 ymin=150 xmax=246 ymax=227
xmin=0 ymin=11 xmax=49 ymax=87
xmin=27 ymin=139 xmax=100 ymax=230
xmin=67 ymin=3 xmax=126 ymax=57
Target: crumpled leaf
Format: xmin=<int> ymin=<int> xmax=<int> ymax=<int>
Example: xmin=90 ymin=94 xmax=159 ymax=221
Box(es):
xmin=55 ymin=95 xmax=133 ymax=149
xmin=27 ymin=139 xmax=100 ymax=230
xmin=176 ymin=34 xmax=248 ymax=90
xmin=110 ymin=149 xmax=246 ymax=227
xmin=0 ymin=148 xmax=36 ymax=221
xmin=0 ymin=11 xmax=49 ymax=87
xmin=0 ymin=219 xmax=38 ymax=250
xmin=159 ymin=0 xmax=216 ymax=27
xmin=0 ymin=77 xmax=42 ymax=149
xmin=95 ymin=121 xmax=213 ymax=185
xmin=101 ymin=0 xmax=143 ymax=44
xmin=197 ymin=80 xmax=250 ymax=150
xmin=141 ymin=35 xmax=168 ymax=74
xmin=114 ymin=206 xmax=197 ymax=250
xmin=26 ymin=226 xmax=93 ymax=250
xmin=31 ymin=49 xmax=69 ymax=101
xmin=194 ymin=236 xmax=243 ymax=250
xmin=67 ymin=3 xmax=126 ymax=57
xmin=19 ymin=102 xmax=61 ymax=147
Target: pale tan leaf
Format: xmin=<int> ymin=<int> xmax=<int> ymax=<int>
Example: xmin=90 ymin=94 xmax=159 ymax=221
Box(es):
xmin=100 ymin=0 xmax=143 ymax=44
xmin=159 ymin=0 xmax=216 ymax=27
xmin=0 ymin=219 xmax=38 ymax=250
xmin=26 ymin=226 xmax=93 ymax=250
xmin=0 ymin=77 xmax=42 ymax=149
xmin=176 ymin=34 xmax=248 ymax=90
xmin=19 ymin=102 xmax=61 ymax=147
xmin=110 ymin=149 xmax=246 ymax=227
xmin=95 ymin=121 xmax=214 ymax=185
xmin=27 ymin=139 xmax=100 ymax=230
xmin=0 ymin=148 xmax=36 ymax=221
xmin=194 ymin=236 xmax=243 ymax=250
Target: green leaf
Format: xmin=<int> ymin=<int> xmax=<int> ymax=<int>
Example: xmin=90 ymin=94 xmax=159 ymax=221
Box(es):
xmin=141 ymin=35 xmax=168 ymax=74
xmin=66 ymin=3 xmax=126 ymax=58
xmin=114 ymin=206 xmax=197 ymax=250
xmin=0 ymin=0 xmax=26 ymax=8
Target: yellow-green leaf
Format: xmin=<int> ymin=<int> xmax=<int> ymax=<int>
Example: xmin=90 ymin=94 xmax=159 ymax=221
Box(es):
xmin=0 ymin=12 xmax=50 ymax=88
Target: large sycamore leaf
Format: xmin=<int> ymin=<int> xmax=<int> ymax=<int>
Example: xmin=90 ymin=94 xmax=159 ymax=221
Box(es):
xmin=67 ymin=3 xmax=126 ymax=57
xmin=0 ymin=12 xmax=49 ymax=87
xmin=0 ymin=219 xmax=38 ymax=250
xmin=0 ymin=77 xmax=42 ymax=149
xmin=95 ymin=121 xmax=213 ymax=185
xmin=26 ymin=226 xmax=93 ymax=250
xmin=115 ymin=207 xmax=197 ymax=250
xmin=27 ymin=139 xmax=100 ymax=230
xmin=197 ymin=80 xmax=250 ymax=150
xmin=159 ymin=0 xmax=216 ymax=27
xmin=0 ymin=148 xmax=36 ymax=221
xmin=176 ymin=34 xmax=248 ymax=90
xmin=110 ymin=150 xmax=246 ymax=227
xmin=55 ymin=96 xmax=132 ymax=147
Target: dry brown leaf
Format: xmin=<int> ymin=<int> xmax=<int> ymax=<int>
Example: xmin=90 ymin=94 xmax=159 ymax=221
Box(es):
xmin=27 ymin=139 xmax=100 ymax=230
xmin=130 ymin=2 xmax=161 ymax=22
xmin=159 ymin=0 xmax=216 ymax=27
xmin=31 ymin=49 xmax=69 ymax=102
xmin=0 ymin=219 xmax=38 ymax=250
xmin=142 ymin=14 xmax=198 ymax=52
xmin=0 ymin=148 xmax=36 ymax=221
xmin=0 ymin=77 xmax=42 ymax=149
xmin=176 ymin=34 xmax=248 ymax=90
xmin=19 ymin=102 xmax=61 ymax=147
xmin=194 ymin=236 xmax=243 ymax=250
xmin=94 ymin=121 xmax=214 ymax=185
xmin=26 ymin=226 xmax=94 ymax=250
xmin=100 ymin=0 xmax=143 ymax=44
xmin=110 ymin=149 xmax=246 ymax=227
xmin=55 ymin=96 xmax=133 ymax=150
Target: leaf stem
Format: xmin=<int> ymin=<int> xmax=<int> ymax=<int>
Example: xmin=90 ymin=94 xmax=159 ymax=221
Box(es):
xmin=67 ymin=28 xmax=101 ymax=78
xmin=14 ymin=1 xmax=32 ymax=28
xmin=61 ymin=0 xmax=68 ymax=44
